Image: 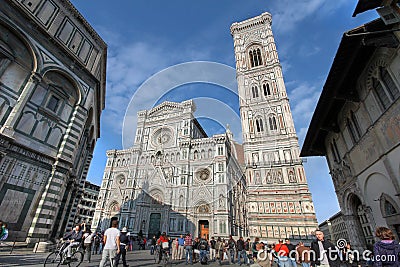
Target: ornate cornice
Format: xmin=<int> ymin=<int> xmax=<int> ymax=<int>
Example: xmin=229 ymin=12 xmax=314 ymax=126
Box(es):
xmin=230 ymin=12 xmax=272 ymax=35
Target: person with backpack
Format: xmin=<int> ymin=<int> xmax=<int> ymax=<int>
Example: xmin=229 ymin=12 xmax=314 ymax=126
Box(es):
xmin=237 ymin=236 xmax=248 ymax=265
xmin=82 ymin=228 xmax=95 ymax=263
xmin=199 ymin=235 xmax=209 ymax=265
xmin=227 ymin=235 xmax=237 ymax=265
xmin=373 ymin=226 xmax=400 ymax=267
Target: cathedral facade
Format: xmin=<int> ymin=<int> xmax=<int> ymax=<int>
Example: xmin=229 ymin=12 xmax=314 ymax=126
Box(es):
xmin=92 ymin=100 xmax=248 ymax=238
xmin=94 ymin=12 xmax=317 ymax=241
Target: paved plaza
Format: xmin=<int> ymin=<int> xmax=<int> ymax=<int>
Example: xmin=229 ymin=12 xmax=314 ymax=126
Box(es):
xmin=0 ymin=247 xmax=249 ymax=267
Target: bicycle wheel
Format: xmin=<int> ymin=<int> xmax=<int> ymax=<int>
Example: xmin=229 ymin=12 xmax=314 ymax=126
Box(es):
xmin=163 ymin=252 xmax=172 ymax=267
xmin=68 ymin=250 xmax=83 ymax=267
xmin=154 ymin=249 xmax=159 ymax=263
xmin=44 ymin=251 xmax=62 ymax=267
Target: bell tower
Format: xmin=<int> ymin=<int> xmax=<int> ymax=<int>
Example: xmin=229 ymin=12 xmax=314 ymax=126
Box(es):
xmin=231 ymin=12 xmax=318 ymax=240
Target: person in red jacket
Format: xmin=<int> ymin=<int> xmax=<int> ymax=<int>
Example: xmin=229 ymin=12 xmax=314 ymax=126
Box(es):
xmin=274 ymin=239 xmax=290 ymax=267
xmin=157 ymin=232 xmax=169 ymax=263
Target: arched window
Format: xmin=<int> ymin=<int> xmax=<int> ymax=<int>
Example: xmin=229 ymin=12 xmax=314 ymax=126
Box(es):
xmin=263 ymin=83 xmax=271 ymax=96
xmin=255 ymin=118 xmax=264 ymax=132
xmin=384 ymin=200 xmax=397 ymax=216
xmin=372 ymin=67 xmax=400 ymax=110
xmin=193 ymin=150 xmax=199 ymax=160
xmin=251 ymin=86 xmax=259 ymax=98
xmin=249 ymin=47 xmax=263 ymax=68
xmin=269 ymin=116 xmax=277 ymax=130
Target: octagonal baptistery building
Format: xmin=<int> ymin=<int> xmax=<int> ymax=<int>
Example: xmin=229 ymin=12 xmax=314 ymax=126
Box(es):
xmin=0 ymin=0 xmax=106 ymax=243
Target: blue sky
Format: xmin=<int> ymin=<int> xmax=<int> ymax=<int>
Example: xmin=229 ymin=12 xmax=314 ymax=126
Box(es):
xmin=70 ymin=0 xmax=377 ymax=223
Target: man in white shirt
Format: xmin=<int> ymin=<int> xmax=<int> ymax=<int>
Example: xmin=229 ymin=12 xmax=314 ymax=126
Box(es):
xmin=99 ymin=219 xmax=121 ymax=267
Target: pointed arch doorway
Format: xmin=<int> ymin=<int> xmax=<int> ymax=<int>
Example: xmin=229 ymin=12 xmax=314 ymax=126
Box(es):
xmin=199 ymin=220 xmax=209 ymax=240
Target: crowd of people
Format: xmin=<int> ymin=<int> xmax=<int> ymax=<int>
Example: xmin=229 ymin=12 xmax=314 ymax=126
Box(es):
xmin=59 ymin=223 xmax=400 ymax=267
xmin=3 ymin=219 xmax=397 ymax=267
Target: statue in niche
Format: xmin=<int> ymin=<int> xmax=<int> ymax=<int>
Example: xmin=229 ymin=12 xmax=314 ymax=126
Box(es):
xmin=277 ymin=171 xmax=283 ymax=183
xmin=255 ymin=172 xmax=261 ymax=185
xmin=266 ymin=172 xmax=272 ymax=184
xmin=219 ymin=195 xmax=225 ymax=208
xmin=288 ymin=170 xmax=296 ymax=183
xmin=342 ymin=160 xmax=352 ymax=178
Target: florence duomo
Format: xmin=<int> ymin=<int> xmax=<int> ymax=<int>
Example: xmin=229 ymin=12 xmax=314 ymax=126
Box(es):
xmin=92 ymin=12 xmax=318 ymax=241
xmin=3 ymin=0 xmax=400 ymax=265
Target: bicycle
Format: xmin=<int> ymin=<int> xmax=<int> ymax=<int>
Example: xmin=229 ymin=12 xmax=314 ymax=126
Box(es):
xmin=44 ymin=240 xmax=84 ymax=267
xmin=154 ymin=244 xmax=172 ymax=267
xmin=153 ymin=245 xmax=160 ymax=264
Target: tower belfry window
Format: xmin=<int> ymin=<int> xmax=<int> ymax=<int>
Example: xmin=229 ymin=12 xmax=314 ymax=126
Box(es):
xmin=263 ymin=83 xmax=271 ymax=96
xmin=251 ymin=86 xmax=259 ymax=98
xmin=255 ymin=118 xmax=264 ymax=132
xmin=249 ymin=47 xmax=263 ymax=68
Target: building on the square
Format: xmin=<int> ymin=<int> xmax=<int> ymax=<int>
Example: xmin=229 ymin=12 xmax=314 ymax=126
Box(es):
xmin=92 ymin=100 xmax=248 ymax=238
xmin=301 ymin=6 xmax=400 ymax=250
xmin=230 ymin=12 xmax=318 ymax=241
xmin=94 ymin=12 xmax=318 ymax=242
xmin=318 ymin=211 xmax=350 ymax=245
xmin=0 ymin=0 xmax=106 ymax=243
xmin=68 ymin=181 xmax=100 ymax=230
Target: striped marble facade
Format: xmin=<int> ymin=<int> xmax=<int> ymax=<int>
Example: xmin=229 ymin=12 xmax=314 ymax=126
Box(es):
xmin=0 ymin=0 xmax=106 ymax=244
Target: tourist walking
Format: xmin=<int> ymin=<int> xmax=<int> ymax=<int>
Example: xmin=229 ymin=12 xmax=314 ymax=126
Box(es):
xmin=373 ymin=226 xmax=400 ymax=267
xmin=178 ymin=234 xmax=185 ymax=259
xmin=82 ymin=228 xmax=95 ymax=263
xmin=199 ymin=235 xmax=209 ymax=264
xmin=184 ymin=233 xmax=194 ymax=265
xmin=210 ymin=236 xmax=217 ymax=262
xmin=99 ymin=219 xmax=120 ymax=267
xmin=216 ymin=237 xmax=225 ymax=265
xmin=296 ymin=241 xmax=311 ymax=267
xmin=285 ymin=239 xmax=297 ymax=267
xmin=227 ymin=235 xmax=237 ymax=265
xmin=172 ymin=237 xmax=179 ymax=260
xmin=274 ymin=239 xmax=290 ymax=267
xmin=237 ymin=236 xmax=249 ymax=265
xmin=115 ymin=227 xmax=129 ymax=267
xmin=310 ymin=230 xmax=340 ymax=267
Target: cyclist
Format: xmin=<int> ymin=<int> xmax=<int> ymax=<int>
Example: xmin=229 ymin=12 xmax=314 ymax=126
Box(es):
xmin=62 ymin=223 xmax=84 ymax=262
xmin=157 ymin=232 xmax=169 ymax=264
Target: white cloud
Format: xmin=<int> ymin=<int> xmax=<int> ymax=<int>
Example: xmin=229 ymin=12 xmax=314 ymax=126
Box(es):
xmin=270 ymin=0 xmax=347 ymax=33
xmin=286 ymin=80 xmax=322 ymax=143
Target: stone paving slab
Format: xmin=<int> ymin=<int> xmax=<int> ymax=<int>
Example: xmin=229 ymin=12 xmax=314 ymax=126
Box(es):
xmin=0 ymin=248 xmax=250 ymax=266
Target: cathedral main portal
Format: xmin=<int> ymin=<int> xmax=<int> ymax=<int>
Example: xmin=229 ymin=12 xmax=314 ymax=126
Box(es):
xmin=148 ymin=213 xmax=161 ymax=238
xmin=198 ymin=220 xmax=209 ymax=240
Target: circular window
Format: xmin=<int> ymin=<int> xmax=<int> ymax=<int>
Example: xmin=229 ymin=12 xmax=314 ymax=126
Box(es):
xmin=196 ymin=168 xmax=210 ymax=181
xmin=151 ymin=127 xmax=173 ymax=147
